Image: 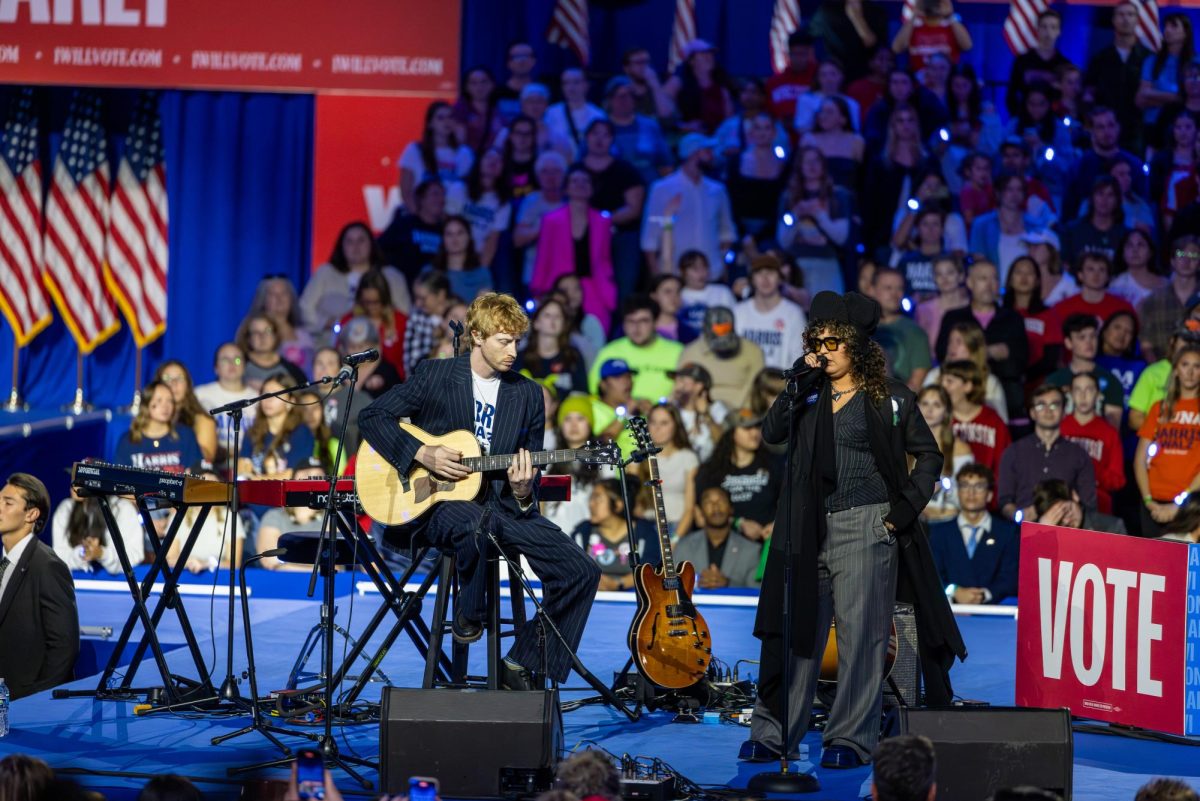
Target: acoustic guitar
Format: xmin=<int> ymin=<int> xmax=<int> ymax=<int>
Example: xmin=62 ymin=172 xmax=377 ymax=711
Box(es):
xmin=625 ymin=415 xmax=713 ymax=689
xmin=355 ymin=423 xmax=620 ymax=526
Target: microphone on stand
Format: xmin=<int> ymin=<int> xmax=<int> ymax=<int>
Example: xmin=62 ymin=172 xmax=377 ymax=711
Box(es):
xmin=342 ymin=348 xmax=379 ymax=366
xmin=330 ymin=367 xmax=354 ymax=386
xmin=782 ymin=354 xmax=828 ymax=380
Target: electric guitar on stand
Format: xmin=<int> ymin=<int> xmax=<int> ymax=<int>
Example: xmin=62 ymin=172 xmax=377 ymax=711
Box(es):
xmin=625 ymin=415 xmax=713 ymax=689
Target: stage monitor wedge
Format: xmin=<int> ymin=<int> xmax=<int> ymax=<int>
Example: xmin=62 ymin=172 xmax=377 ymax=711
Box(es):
xmin=898 ymin=706 xmax=1073 ymax=801
xmin=380 ymin=687 xmax=562 ymax=798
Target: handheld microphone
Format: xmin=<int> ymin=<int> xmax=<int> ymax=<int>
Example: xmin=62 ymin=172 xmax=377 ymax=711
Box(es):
xmin=342 ymin=348 xmax=379 ymax=366
xmin=781 ymin=354 xmax=828 ymax=380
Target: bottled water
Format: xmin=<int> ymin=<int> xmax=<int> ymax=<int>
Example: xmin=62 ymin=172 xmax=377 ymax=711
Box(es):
xmin=0 ymin=677 xmax=10 ymax=737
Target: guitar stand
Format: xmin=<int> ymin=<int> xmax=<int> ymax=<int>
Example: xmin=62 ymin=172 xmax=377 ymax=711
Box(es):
xmin=54 ymin=495 xmax=218 ymax=706
xmin=484 ymin=525 xmax=639 ymax=722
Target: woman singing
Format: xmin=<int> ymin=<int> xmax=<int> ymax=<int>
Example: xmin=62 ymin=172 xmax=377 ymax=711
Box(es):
xmin=741 ymin=290 xmax=964 ymax=769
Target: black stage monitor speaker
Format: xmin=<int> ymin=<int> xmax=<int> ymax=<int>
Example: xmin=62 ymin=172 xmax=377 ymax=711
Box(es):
xmin=380 ymin=687 xmax=562 ymax=798
xmin=898 ymin=706 xmax=1073 ymax=801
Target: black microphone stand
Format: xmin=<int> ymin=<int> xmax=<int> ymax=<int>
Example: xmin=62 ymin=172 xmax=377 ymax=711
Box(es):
xmin=748 ymin=371 xmax=820 ymax=794
xmin=206 ymin=374 xmax=346 ymax=750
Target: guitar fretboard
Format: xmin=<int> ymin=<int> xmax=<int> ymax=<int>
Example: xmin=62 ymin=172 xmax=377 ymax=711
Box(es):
xmin=645 ymin=451 xmax=676 ymax=581
xmin=462 ymin=448 xmax=585 ymax=473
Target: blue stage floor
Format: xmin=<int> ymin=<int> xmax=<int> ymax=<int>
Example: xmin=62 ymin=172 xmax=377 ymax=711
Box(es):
xmin=2 ymin=573 xmax=1199 ymax=800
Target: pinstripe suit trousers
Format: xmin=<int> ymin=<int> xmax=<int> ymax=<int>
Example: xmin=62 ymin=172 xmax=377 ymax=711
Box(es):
xmin=750 ymin=501 xmax=896 ymax=762
xmin=425 ymin=497 xmax=601 ymax=683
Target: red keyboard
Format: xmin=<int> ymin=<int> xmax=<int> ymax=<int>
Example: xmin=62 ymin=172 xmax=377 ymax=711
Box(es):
xmin=236 ymin=478 xmax=357 ymax=509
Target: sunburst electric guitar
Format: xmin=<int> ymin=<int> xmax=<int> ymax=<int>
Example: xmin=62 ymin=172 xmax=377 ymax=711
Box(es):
xmin=625 ymin=415 xmax=713 ymax=689
xmin=355 ymin=423 xmax=620 ymax=526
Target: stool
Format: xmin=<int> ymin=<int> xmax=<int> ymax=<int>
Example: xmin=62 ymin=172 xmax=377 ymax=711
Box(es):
xmin=422 ymin=544 xmax=529 ymax=690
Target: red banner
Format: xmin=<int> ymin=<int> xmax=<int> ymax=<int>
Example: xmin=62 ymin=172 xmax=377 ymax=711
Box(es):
xmin=1016 ymin=523 xmax=1192 ymax=734
xmin=0 ymin=0 xmax=460 ymax=94
xmin=311 ymin=93 xmax=437 ymax=269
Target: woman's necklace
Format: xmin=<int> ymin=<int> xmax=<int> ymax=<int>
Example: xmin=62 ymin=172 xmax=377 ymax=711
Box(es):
xmin=831 ymin=384 xmax=856 ymax=403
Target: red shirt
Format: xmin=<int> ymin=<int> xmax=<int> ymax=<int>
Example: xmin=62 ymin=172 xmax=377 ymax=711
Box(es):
xmin=1048 ymin=292 xmax=1136 ymax=332
xmin=766 ymin=64 xmax=818 ymax=126
xmin=907 ymin=19 xmax=962 ymax=72
xmin=1061 ymin=413 xmax=1125 ymax=513
xmin=952 ymin=405 xmax=1012 ymax=476
xmin=846 ymin=77 xmax=885 ymax=127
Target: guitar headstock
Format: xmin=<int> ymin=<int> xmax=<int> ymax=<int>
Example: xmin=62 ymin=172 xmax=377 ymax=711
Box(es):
xmin=626 ymin=415 xmax=651 ymax=451
xmin=578 ymin=441 xmax=622 ymax=467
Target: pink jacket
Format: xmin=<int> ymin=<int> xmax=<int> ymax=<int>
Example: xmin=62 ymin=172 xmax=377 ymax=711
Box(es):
xmin=531 ymin=205 xmax=616 ymax=327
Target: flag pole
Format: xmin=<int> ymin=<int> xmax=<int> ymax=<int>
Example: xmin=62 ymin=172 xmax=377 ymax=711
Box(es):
xmin=68 ymin=351 xmax=91 ymax=415
xmin=129 ymin=345 xmax=143 ymax=416
xmin=4 ymin=340 xmax=27 ymax=413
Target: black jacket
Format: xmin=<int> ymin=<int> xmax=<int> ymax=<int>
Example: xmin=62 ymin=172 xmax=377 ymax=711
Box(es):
xmin=0 ymin=537 xmax=79 ymax=699
xmin=936 ymin=304 xmax=1029 ymax=421
xmin=753 ymin=375 xmax=967 ymax=703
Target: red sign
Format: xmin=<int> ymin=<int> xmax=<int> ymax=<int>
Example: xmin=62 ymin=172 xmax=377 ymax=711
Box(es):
xmin=311 ymin=93 xmax=438 ymax=269
xmin=1016 ymin=523 xmax=1190 ymax=734
xmin=0 ymin=0 xmax=460 ymax=94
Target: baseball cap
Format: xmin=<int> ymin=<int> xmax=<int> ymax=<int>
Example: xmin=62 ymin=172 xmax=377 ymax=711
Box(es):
xmin=1020 ymin=229 xmax=1061 ymax=249
xmin=1174 ymin=318 xmax=1200 ymax=344
xmin=678 ymin=133 xmax=718 ymax=161
xmin=668 ymin=362 xmax=713 ymax=390
xmin=600 ymin=358 xmax=638 ymax=380
xmin=703 ymin=306 xmax=739 ymax=354
xmin=750 ymin=254 xmax=783 ymax=274
xmin=681 ymin=39 xmax=716 ymax=60
xmin=730 ymin=408 xmax=764 ymax=428
xmin=604 ymin=75 xmax=634 ymax=98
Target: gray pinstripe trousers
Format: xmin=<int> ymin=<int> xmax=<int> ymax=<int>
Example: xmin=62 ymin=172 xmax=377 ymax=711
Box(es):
xmin=750 ymin=501 xmax=897 ymax=762
xmin=425 ymin=497 xmax=600 ymax=683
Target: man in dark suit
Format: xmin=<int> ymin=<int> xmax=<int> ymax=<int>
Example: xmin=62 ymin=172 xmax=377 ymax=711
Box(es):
xmin=0 ymin=473 xmax=79 ymax=699
xmin=928 ymin=463 xmax=1019 ymax=605
xmin=359 ymin=293 xmax=600 ymax=690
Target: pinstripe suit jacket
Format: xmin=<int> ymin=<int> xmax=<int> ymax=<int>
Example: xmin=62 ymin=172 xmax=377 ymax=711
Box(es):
xmin=358 ymin=354 xmax=545 ymax=527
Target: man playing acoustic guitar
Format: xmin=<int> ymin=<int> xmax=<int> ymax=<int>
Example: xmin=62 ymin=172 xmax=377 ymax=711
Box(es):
xmin=359 ymin=293 xmax=601 ymax=690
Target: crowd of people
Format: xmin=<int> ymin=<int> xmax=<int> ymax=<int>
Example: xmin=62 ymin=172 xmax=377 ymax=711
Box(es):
xmin=43 ymin=2 xmax=1200 ymax=602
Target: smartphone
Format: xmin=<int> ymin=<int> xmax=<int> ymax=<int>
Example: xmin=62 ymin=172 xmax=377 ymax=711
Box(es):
xmin=409 ymin=776 xmax=440 ymax=801
xmin=296 ymin=748 xmax=325 ymax=801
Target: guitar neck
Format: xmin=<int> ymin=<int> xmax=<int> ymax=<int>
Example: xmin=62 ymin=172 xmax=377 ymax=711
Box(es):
xmin=462 ymin=448 xmax=582 ymax=474
xmin=644 ymin=454 xmax=676 ymax=580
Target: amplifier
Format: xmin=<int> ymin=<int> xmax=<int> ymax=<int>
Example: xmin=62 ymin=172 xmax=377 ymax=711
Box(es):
xmin=885 ymin=603 xmax=920 ymax=708
xmin=380 ymin=688 xmax=562 ymax=798
xmin=898 ymin=706 xmax=1073 ymax=801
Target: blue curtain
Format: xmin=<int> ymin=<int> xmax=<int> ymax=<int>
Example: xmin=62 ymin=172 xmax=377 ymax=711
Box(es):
xmin=0 ymin=88 xmax=313 ymax=410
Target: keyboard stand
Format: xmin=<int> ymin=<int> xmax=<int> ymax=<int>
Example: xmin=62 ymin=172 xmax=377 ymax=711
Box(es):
xmin=54 ymin=494 xmax=218 ymax=705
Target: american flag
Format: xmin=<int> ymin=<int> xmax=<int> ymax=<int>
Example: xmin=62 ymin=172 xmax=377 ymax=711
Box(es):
xmin=769 ymin=0 xmax=802 ymax=75
xmin=1131 ymin=0 xmax=1162 ymax=51
xmin=43 ymin=92 xmax=120 ymax=354
xmin=667 ymin=0 xmax=696 ymax=73
xmin=546 ymin=0 xmax=589 ymax=65
xmin=105 ymin=91 xmax=167 ymax=348
xmin=1003 ymin=0 xmax=1051 ymax=55
xmin=0 ymin=88 xmax=52 ymax=347
xmin=901 ymin=0 xmax=917 ymax=22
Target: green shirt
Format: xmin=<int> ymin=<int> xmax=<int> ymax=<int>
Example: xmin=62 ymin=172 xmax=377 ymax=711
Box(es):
xmin=874 ymin=317 xmax=932 ymax=383
xmin=1129 ymin=359 xmax=1172 ymax=414
xmin=588 ymin=336 xmax=684 ymax=401
xmin=590 ymin=398 xmax=639 ymax=458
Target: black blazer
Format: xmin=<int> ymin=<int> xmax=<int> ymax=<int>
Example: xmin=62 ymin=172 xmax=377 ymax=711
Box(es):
xmin=0 ymin=537 xmax=79 ymax=699
xmin=358 ymin=354 xmax=546 ymax=529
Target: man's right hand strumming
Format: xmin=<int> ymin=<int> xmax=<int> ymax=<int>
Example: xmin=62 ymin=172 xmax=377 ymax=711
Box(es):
xmin=417 ymin=444 xmax=470 ymax=481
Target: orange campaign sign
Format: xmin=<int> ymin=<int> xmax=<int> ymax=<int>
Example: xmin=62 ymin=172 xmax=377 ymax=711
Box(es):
xmin=0 ymin=0 xmax=461 ymax=94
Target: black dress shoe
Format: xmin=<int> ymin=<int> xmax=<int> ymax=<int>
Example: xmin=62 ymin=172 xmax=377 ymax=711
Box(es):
xmin=820 ymin=744 xmax=865 ymax=769
xmin=452 ymin=608 xmax=483 ymax=644
xmin=737 ymin=740 xmax=801 ymax=762
xmin=499 ymin=660 xmax=538 ymax=691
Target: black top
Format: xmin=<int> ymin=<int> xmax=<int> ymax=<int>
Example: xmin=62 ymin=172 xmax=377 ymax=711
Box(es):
xmin=573 ymin=230 xmax=591 ymax=277
xmin=576 ymin=158 xmax=644 ymax=231
xmin=696 ymin=451 xmax=783 ymax=525
xmin=706 ymin=535 xmax=729 ymax=569
xmin=1007 ymin=49 xmax=1074 ymax=117
xmin=1084 ymin=43 xmax=1151 ymax=153
xmin=377 ymin=211 xmax=443 ymax=286
xmin=808 ymin=0 xmax=889 ymax=82
xmin=826 ymin=392 xmax=890 ymax=512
